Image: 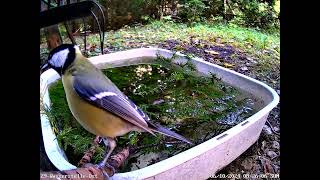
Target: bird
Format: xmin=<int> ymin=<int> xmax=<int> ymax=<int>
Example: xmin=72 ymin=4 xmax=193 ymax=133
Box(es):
xmin=40 ymin=44 xmax=193 ymax=178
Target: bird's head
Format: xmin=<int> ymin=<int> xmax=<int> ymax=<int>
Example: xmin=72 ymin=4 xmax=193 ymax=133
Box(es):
xmin=40 ymin=44 xmax=82 ymax=75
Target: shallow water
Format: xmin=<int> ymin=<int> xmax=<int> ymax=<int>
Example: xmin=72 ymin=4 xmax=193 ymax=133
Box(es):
xmin=48 ymin=60 xmax=262 ymax=171
xmin=104 ymin=62 xmax=262 ymax=172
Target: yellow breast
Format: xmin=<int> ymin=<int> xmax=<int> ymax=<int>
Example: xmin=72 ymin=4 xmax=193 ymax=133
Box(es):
xmin=61 ymin=75 xmax=134 ymax=138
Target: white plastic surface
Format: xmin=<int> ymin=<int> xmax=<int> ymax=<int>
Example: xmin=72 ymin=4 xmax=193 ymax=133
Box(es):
xmin=40 ymin=48 xmax=279 ymax=179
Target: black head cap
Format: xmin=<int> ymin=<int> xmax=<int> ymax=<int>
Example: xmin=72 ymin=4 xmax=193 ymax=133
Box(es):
xmin=41 ymin=44 xmax=79 ymax=75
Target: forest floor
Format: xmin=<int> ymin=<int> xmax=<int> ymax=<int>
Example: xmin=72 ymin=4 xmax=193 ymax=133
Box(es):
xmin=41 ymin=21 xmax=280 ymax=178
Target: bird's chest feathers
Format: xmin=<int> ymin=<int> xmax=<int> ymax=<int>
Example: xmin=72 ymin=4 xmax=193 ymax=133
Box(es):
xmin=61 ymin=73 xmax=133 ymax=138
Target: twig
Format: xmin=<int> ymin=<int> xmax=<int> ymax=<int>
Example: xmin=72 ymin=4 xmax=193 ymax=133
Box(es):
xmin=78 ymin=135 xmax=130 ymax=176
xmin=80 ymin=147 xmax=130 ymax=177
xmin=78 ymin=136 xmax=101 ymax=167
xmin=47 ymin=144 xmax=129 ymax=179
xmin=270 ymin=154 xmax=279 ymax=160
xmin=108 ymin=147 xmax=130 ymax=169
xmin=42 ymin=139 xmax=189 ymax=179
xmin=74 ymin=138 xmax=187 ymax=178
xmin=266 ymin=120 xmax=280 ymax=136
xmin=72 ymin=25 xmax=83 ymax=35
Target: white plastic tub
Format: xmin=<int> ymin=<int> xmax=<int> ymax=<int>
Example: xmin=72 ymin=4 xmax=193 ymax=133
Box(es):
xmin=40 ymin=48 xmax=279 ymax=180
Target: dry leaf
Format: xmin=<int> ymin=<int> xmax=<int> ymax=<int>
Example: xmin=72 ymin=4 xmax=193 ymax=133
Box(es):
xmin=215 ymin=43 xmax=225 ymax=47
xmin=205 ymin=50 xmax=220 ymax=55
xmin=223 ymin=63 xmax=234 ymax=68
xmin=241 ymin=66 xmax=249 ymax=71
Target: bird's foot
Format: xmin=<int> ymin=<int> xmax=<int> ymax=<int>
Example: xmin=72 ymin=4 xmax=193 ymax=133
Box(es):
xmin=82 ymin=163 xmax=110 ymax=180
xmin=96 ymin=162 xmax=116 ymax=178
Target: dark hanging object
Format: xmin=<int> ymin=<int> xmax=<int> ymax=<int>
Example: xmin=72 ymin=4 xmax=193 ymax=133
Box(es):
xmin=40 ymin=0 xmax=106 ymax=54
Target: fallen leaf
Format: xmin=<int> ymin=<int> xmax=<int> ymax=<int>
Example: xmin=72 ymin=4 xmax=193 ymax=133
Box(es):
xmin=263 ymin=125 xmax=273 ymax=135
xmin=260 ymin=157 xmax=275 ymax=174
xmin=152 ymin=99 xmax=165 ymax=105
xmin=241 ymin=158 xmax=254 ymax=170
xmin=263 ymin=159 xmax=274 ymax=174
xmin=241 ymin=66 xmax=249 ymax=71
xmin=272 ymin=141 xmax=280 ymax=150
xmin=215 ymin=37 xmax=222 ymax=43
xmin=215 ymin=43 xmax=225 ymax=47
xmin=267 ymin=151 xmax=277 ymax=159
xmin=123 ymin=34 xmax=132 ymax=38
xmin=223 ymin=63 xmax=234 ymax=68
xmin=205 ymin=50 xmax=220 ymax=55
xmin=273 ymin=164 xmax=280 ymax=173
xmin=175 ymin=45 xmax=184 ymax=51
xmin=245 ymin=62 xmax=253 ymax=66
xmin=261 ymin=140 xmax=267 ymax=150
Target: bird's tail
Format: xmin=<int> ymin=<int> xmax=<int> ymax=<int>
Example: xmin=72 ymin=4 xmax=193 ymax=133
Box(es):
xmin=147 ymin=121 xmax=193 ymax=145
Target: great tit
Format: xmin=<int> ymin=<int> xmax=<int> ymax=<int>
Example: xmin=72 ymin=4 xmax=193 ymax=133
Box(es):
xmin=40 ymin=44 xmax=192 ymax=177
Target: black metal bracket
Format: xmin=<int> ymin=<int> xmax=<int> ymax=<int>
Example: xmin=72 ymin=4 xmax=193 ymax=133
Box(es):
xmin=40 ymin=0 xmax=106 ymax=54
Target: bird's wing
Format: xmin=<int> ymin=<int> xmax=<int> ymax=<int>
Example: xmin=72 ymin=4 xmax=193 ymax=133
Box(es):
xmin=72 ymin=73 xmax=154 ymax=135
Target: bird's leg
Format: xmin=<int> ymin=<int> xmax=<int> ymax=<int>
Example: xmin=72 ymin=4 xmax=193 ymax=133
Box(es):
xmin=96 ymin=137 xmax=116 ymax=177
xmin=98 ymin=137 xmax=116 ymax=167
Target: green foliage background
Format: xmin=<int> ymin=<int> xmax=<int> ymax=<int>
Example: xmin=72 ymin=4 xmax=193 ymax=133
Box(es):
xmin=97 ymin=0 xmax=280 ymax=32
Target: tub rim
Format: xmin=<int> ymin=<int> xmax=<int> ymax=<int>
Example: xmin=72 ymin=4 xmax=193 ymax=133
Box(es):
xmin=40 ymin=47 xmax=279 ymax=179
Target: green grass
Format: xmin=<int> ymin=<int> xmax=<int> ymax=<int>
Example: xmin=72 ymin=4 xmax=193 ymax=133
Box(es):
xmin=83 ymin=21 xmax=279 ymax=57
xmin=42 ymin=20 xmax=279 ymax=71
xmin=54 ymin=21 xmax=279 ymax=74
xmin=74 ymin=21 xmax=280 ymax=75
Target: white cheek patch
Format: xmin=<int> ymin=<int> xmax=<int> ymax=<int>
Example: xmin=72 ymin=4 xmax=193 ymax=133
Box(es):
xmin=50 ymin=48 xmax=69 ymax=68
xmin=74 ymin=45 xmax=81 ymax=53
xmin=89 ymin=92 xmax=117 ymax=101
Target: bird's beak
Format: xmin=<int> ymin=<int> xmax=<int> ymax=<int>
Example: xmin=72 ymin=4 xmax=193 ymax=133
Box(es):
xmin=40 ymin=63 xmax=50 ymax=74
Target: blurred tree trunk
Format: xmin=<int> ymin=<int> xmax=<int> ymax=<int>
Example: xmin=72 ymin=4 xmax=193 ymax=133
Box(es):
xmin=41 ymin=0 xmax=63 ymax=50
xmin=171 ymin=0 xmax=177 ymax=16
xmin=223 ymin=0 xmax=227 ymax=20
xmin=45 ymin=26 xmax=63 ymax=50
xmin=159 ymin=0 xmax=164 ymax=20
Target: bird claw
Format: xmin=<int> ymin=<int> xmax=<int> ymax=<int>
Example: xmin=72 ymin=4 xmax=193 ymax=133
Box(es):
xmin=82 ymin=163 xmax=110 ymax=180
xmin=83 ymin=163 xmax=95 ymax=168
xmin=96 ymin=162 xmax=116 ymax=178
xmin=100 ymin=168 xmax=110 ymax=180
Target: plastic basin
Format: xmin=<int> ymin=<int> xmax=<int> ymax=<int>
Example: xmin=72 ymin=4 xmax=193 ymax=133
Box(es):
xmin=40 ymin=48 xmax=279 ymax=180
